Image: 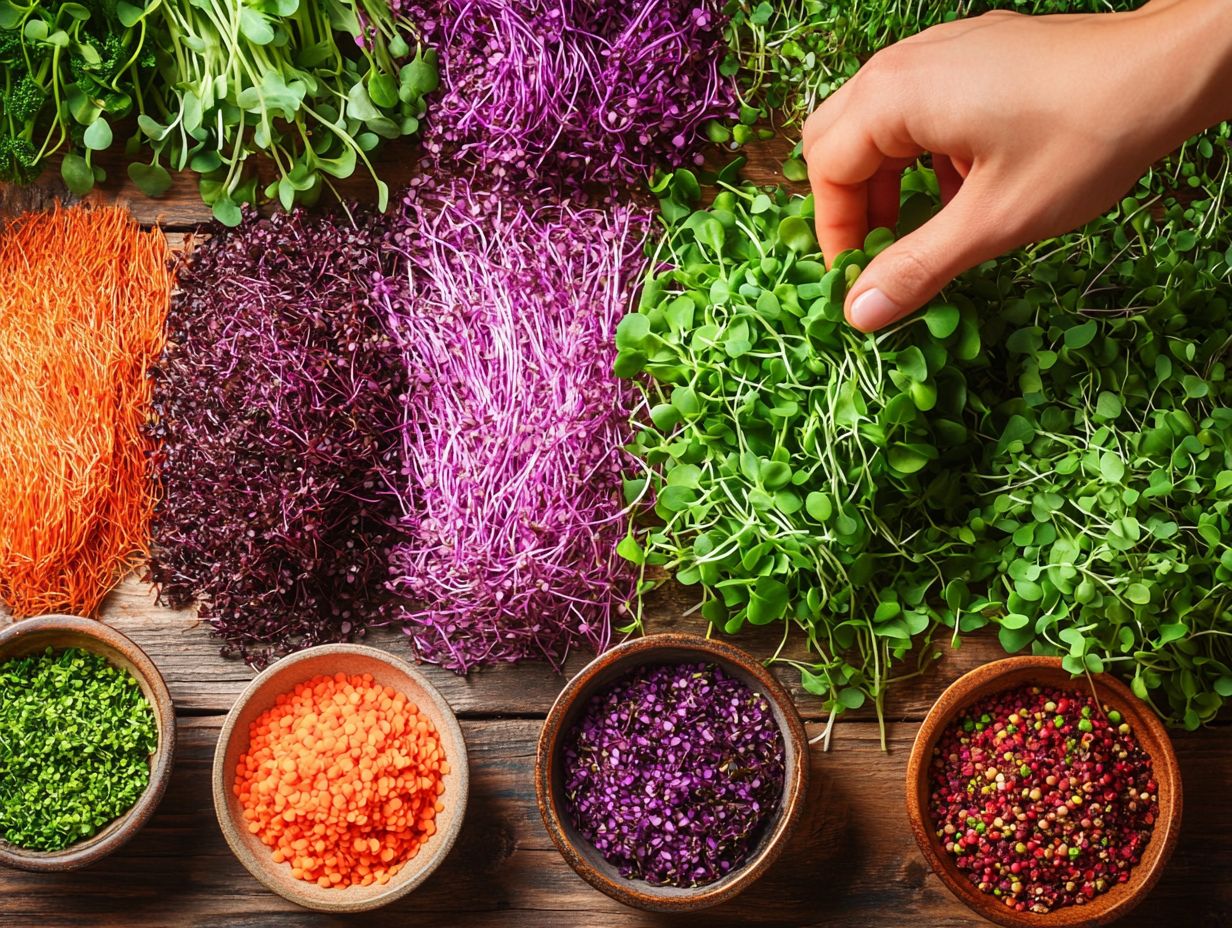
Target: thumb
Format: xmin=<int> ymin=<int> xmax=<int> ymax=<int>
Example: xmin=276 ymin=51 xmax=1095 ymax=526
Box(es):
xmin=845 ymin=174 xmax=1011 ymax=332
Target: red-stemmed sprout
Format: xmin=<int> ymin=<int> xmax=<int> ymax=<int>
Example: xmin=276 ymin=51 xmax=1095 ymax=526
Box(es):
xmin=377 ymin=170 xmax=650 ymax=672
xmin=411 ymin=0 xmax=736 ymax=186
xmin=148 ymin=208 xmax=406 ymax=666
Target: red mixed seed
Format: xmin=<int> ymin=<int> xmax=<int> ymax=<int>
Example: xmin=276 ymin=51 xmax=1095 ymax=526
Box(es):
xmin=928 ymin=684 xmax=1158 ymax=914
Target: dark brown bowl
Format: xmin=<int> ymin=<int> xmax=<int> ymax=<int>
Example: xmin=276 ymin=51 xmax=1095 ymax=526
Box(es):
xmin=535 ymin=633 xmax=809 ymax=912
xmin=212 ymin=644 xmax=469 ymax=913
xmin=905 ymin=656 xmax=1182 ymax=928
xmin=0 ymin=614 xmax=177 ymax=871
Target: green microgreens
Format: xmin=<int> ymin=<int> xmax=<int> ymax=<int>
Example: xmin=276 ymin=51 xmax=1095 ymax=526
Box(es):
xmin=0 ymin=0 xmax=157 ymax=190
xmin=1 ymin=1 xmax=436 ymax=218
xmin=619 ymin=121 xmax=1232 ymax=737
xmin=618 ymin=168 xmax=974 ymax=746
xmin=956 ymin=122 xmax=1232 ymax=730
xmin=133 ymin=0 xmax=436 ymax=224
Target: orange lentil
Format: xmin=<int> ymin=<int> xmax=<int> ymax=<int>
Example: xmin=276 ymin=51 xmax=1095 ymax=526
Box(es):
xmin=234 ymin=672 xmax=447 ymax=888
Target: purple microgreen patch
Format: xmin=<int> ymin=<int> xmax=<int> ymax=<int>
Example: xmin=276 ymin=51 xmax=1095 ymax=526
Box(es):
xmin=148 ymin=207 xmax=406 ymax=666
xmin=378 ymin=169 xmax=649 ymax=672
xmin=412 ymin=0 xmax=736 ymax=186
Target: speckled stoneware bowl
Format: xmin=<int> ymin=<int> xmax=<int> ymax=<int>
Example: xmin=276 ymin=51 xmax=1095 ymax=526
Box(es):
xmin=0 ymin=614 xmax=176 ymax=871
xmin=905 ymin=656 xmax=1182 ymax=928
xmin=535 ymin=633 xmax=809 ymax=912
xmin=212 ymin=644 xmax=469 ymax=913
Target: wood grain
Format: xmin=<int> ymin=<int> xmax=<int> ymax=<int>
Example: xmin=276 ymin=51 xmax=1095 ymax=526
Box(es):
xmin=2 ymin=135 xmax=804 ymax=229
xmin=73 ymin=573 xmax=1003 ymax=722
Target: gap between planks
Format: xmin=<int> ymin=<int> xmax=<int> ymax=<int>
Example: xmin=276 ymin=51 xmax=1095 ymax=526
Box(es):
xmin=76 ymin=573 xmax=1012 ymax=726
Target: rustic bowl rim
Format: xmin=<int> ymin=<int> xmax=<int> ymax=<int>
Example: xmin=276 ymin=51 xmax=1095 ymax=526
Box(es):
xmin=904 ymin=655 xmax=1182 ymax=928
xmin=535 ymin=632 xmax=810 ymax=913
xmin=0 ymin=613 xmax=177 ymax=872
xmin=211 ymin=643 xmax=469 ymax=913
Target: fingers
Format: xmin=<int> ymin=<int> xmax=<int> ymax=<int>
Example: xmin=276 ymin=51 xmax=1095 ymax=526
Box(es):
xmin=845 ymin=172 xmax=1013 ymax=331
xmin=869 ymin=162 xmax=913 ymax=232
xmin=803 ymin=57 xmax=922 ymax=267
xmin=804 ymin=51 xmax=1009 ymax=332
xmin=800 ymin=75 xmax=857 ymax=158
xmin=810 ymin=177 xmax=868 ymax=270
xmin=804 ymin=98 xmax=889 ymax=267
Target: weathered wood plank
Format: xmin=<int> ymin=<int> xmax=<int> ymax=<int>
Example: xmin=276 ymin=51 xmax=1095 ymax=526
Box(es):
xmin=0 ymin=716 xmax=1226 ymax=928
xmin=4 ymin=573 xmax=1003 ymax=723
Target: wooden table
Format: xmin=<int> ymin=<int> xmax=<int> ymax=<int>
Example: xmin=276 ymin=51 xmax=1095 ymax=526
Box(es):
xmin=1 ymin=142 xmax=1230 ymax=928
xmin=2 ymin=579 xmax=1229 ymax=928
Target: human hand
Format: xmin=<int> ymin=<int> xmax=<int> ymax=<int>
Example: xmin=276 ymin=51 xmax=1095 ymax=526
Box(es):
xmin=802 ymin=0 xmax=1232 ymax=332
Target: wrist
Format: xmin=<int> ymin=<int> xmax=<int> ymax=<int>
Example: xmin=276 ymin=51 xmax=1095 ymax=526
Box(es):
xmin=1131 ymin=0 xmax=1232 ymax=142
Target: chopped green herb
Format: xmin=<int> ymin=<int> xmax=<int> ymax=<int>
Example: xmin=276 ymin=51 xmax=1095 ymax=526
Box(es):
xmin=0 ymin=646 xmax=157 ymax=851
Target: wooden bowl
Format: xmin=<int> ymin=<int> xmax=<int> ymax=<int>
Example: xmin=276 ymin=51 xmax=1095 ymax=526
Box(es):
xmin=535 ymin=633 xmax=809 ymax=912
xmin=212 ymin=644 xmax=468 ymax=913
xmin=0 ymin=614 xmax=176 ymax=871
xmin=905 ymin=656 xmax=1182 ymax=928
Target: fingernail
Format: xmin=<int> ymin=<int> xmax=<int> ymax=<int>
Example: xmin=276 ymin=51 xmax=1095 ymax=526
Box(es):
xmin=847 ymin=288 xmax=901 ymax=332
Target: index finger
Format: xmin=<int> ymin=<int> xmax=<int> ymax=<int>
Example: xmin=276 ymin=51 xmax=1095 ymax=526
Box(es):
xmin=805 ymin=124 xmax=890 ymax=269
xmin=802 ymin=86 xmax=875 ymax=267
xmin=802 ymin=74 xmax=922 ymax=267
xmin=810 ymin=174 xmax=869 ymax=270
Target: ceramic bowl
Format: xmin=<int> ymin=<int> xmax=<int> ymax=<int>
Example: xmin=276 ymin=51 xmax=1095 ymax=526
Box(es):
xmin=535 ymin=633 xmax=809 ymax=912
xmin=905 ymin=655 xmax=1182 ymax=928
xmin=212 ymin=644 xmax=468 ymax=913
xmin=0 ymin=614 xmax=176 ymax=871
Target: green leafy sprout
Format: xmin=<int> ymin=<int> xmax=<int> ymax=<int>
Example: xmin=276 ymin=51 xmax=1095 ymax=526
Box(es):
xmin=0 ymin=0 xmax=157 ymax=189
xmin=618 ymin=122 xmax=1232 ymax=740
xmin=618 ymin=166 xmax=975 ymax=747
xmin=135 ymin=0 xmax=437 ymax=224
xmin=0 ymin=1 xmax=437 ymax=220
